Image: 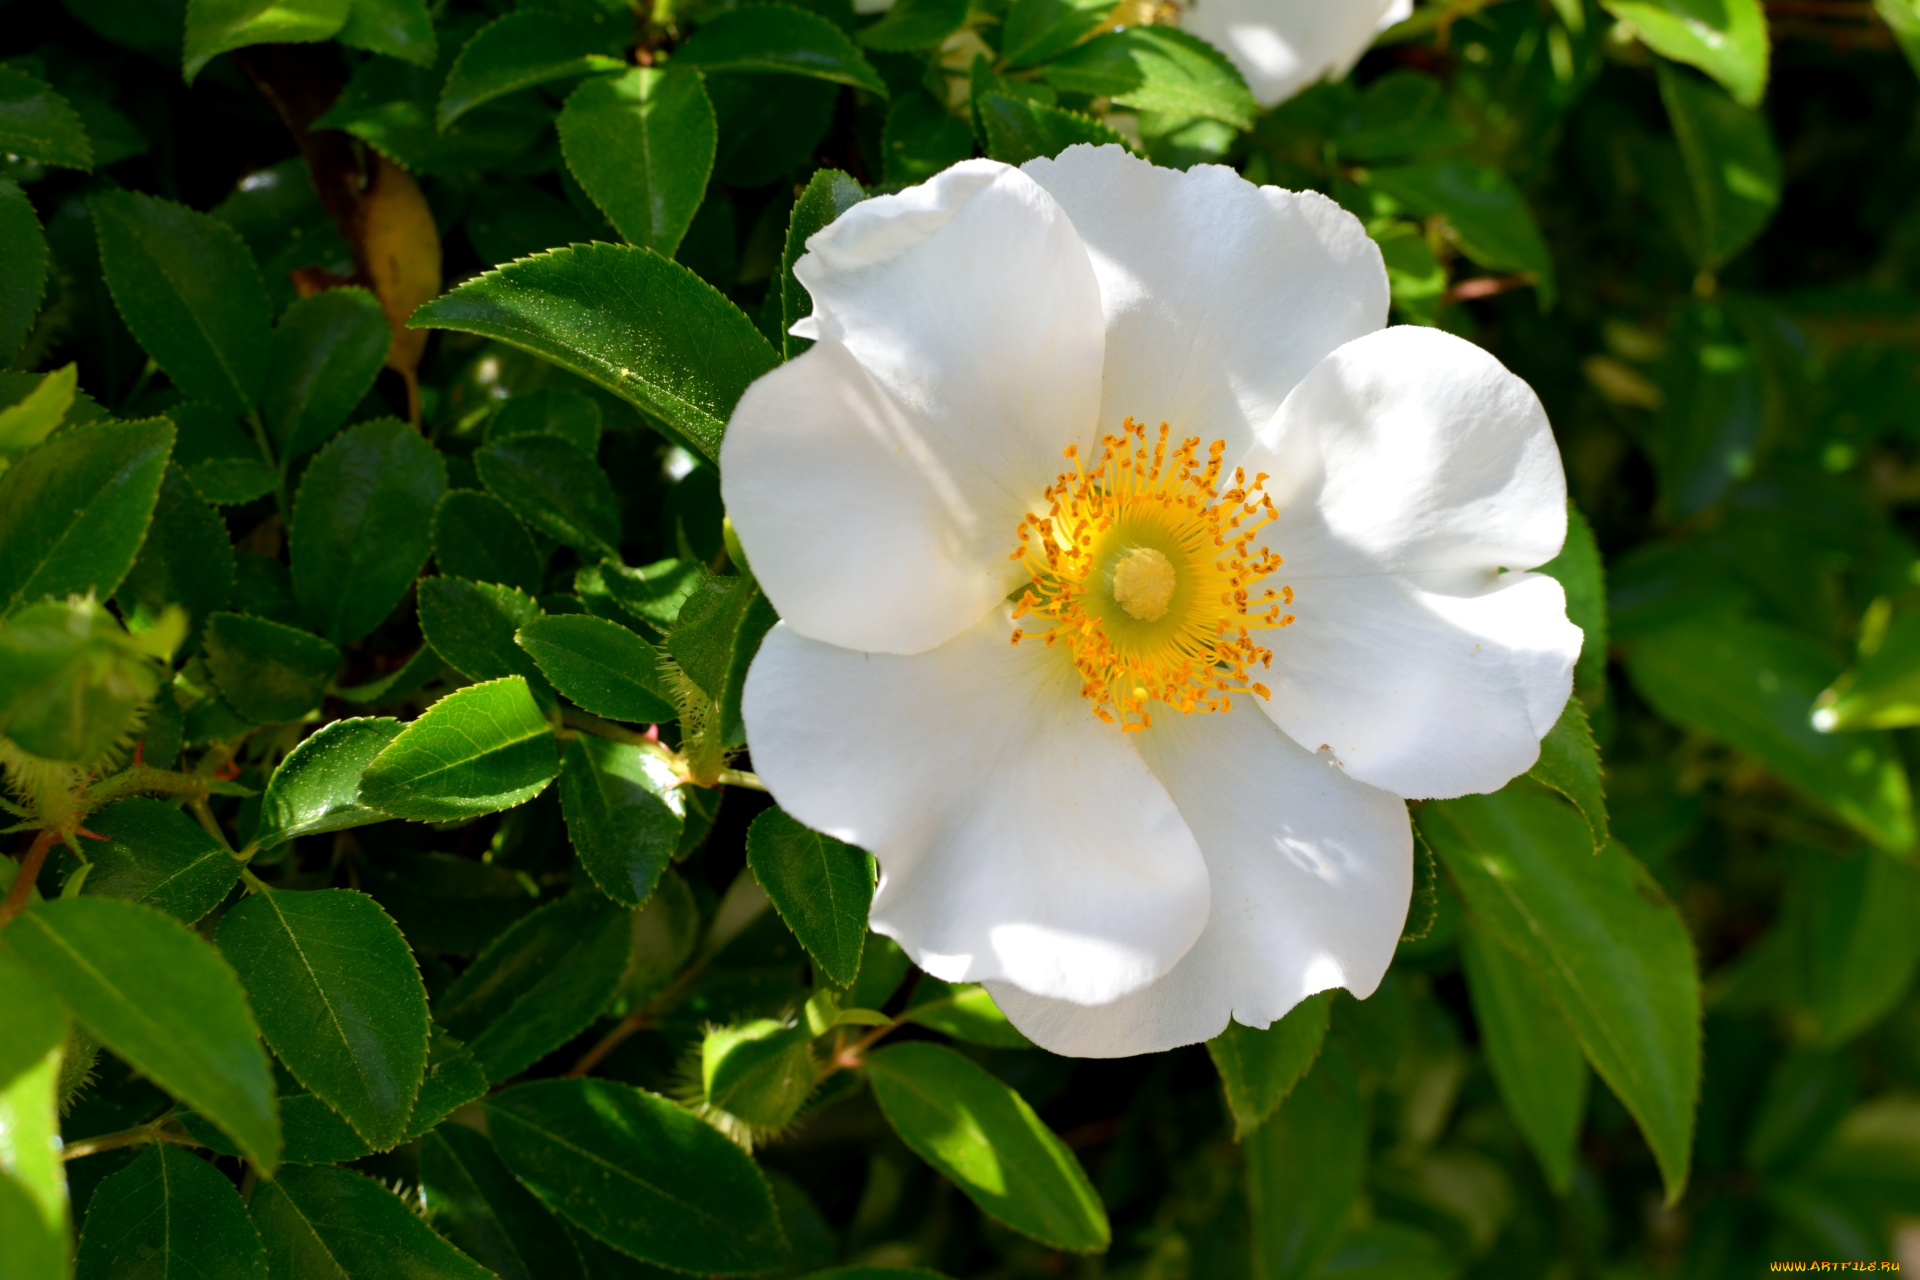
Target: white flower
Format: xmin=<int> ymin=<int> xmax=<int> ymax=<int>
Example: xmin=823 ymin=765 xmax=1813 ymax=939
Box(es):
xmin=1183 ymin=0 xmax=1414 ymax=109
xmin=721 ymin=146 xmax=1578 ymax=1058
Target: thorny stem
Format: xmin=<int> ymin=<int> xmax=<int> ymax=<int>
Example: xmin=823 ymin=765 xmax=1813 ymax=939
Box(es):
xmin=0 ymin=828 xmax=58 ymax=926
xmin=81 ymin=765 xmax=211 ymax=808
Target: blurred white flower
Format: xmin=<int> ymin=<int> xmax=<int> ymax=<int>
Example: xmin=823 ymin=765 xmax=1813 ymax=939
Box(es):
xmin=721 ymin=146 xmax=1578 ymax=1057
xmin=1183 ymin=0 xmax=1413 ymax=108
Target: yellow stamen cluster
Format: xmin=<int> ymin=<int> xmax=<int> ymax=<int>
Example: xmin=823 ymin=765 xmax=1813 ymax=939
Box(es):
xmin=1009 ymin=418 xmax=1294 ymax=732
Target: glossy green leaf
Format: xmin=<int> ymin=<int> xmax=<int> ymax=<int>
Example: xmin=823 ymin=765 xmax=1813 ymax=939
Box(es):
xmin=0 ymin=181 xmax=49 ymax=363
xmin=475 ymin=435 xmax=621 ymax=561
xmin=560 ymin=68 xmax=716 ymax=259
xmin=437 ymin=891 xmax=631 ymax=1081
xmin=745 ymin=806 xmax=873 ymax=986
xmin=203 ymin=611 xmax=341 ymax=723
xmin=75 ymin=1145 xmax=266 ymax=1280
xmin=1603 ymin=0 xmax=1768 ymax=106
xmin=358 ymin=676 xmax=559 ymax=823
xmin=1043 ymin=27 xmax=1256 ymax=127
xmin=1003 ymin=0 xmax=1120 ymax=66
xmin=899 ymin=981 xmax=1034 ymax=1049
xmin=980 ymin=93 xmax=1130 ymax=166
xmin=92 ymin=190 xmax=271 ymax=418
xmin=780 ymin=169 xmax=863 ymax=360
xmin=219 ymin=887 xmax=429 ymax=1150
xmin=677 ymin=4 xmax=888 ymax=95
xmin=1366 ymin=160 xmax=1555 ymax=303
xmin=289 ymin=417 xmax=447 ymax=646
xmin=249 ymin=1165 xmax=495 ymax=1280
xmin=114 ymin=464 xmax=235 ymax=644
xmin=1205 ymin=991 xmax=1332 ymax=1140
xmin=866 ymin=1041 xmax=1109 ymax=1253
xmin=1245 ymin=1042 xmax=1367 ymax=1280
xmin=1539 ymin=502 xmax=1607 ymax=700
xmin=486 ymin=1078 xmax=789 ymax=1272
xmin=488 ymin=389 xmax=603 ymax=456
xmin=598 ymin=558 xmax=706 ymax=631
xmin=1461 ymin=922 xmax=1588 ymax=1193
xmin=0 ymin=365 xmax=75 ymax=466
xmin=439 ymin=10 xmax=625 ymax=129
xmin=702 ymin=1018 xmax=814 ymax=1131
xmin=859 ymin=0 xmax=968 ymax=51
xmin=422 ymin=1122 xmax=583 ymax=1280
xmin=4 ymin=896 xmax=280 ymax=1171
xmin=1422 ymin=789 xmax=1700 ymax=1203
xmin=183 ymin=0 xmax=350 ymax=80
xmin=1625 ymin=613 xmax=1915 ymax=852
xmin=0 ymin=417 xmax=173 ymax=617
xmin=1528 ymin=697 xmax=1609 ymax=852
xmin=338 ymin=0 xmax=437 ymax=65
xmin=880 ymin=93 xmax=974 ymax=188
xmin=313 ymin=34 xmax=552 ymax=174
xmin=0 ymin=951 xmax=68 ymax=1280
xmin=433 ymin=490 xmax=544 ymax=597
xmin=254 ymin=717 xmax=406 ymax=850
xmin=80 ymin=797 xmax=241 ymax=923
xmin=172 ymin=401 xmax=276 ymax=507
xmin=517 ymin=613 xmax=677 ymax=723
xmin=559 ymin=735 xmax=684 ymax=907
xmin=418 ymin=576 xmax=553 ymax=699
xmin=666 ymin=574 xmax=777 ymax=746
xmin=413 ymin=243 xmax=777 ymax=464
xmin=263 ymin=288 xmax=391 ymax=461
xmin=0 ymin=68 xmax=93 ymax=170
xmin=1658 ymin=64 xmax=1781 ymax=271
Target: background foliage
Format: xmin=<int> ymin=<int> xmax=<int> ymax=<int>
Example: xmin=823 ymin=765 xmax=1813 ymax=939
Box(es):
xmin=2 ymin=0 xmax=1920 ymax=1275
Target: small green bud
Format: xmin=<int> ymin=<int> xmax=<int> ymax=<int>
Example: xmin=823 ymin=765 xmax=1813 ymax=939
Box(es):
xmin=701 ymin=1018 xmax=814 ymax=1136
xmin=0 ymin=598 xmax=178 ymax=767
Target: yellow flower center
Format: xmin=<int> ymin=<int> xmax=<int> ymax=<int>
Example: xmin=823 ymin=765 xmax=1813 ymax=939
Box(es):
xmin=1009 ymin=418 xmax=1295 ymax=732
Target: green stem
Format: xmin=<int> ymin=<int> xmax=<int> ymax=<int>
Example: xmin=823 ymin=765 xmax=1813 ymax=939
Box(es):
xmin=82 ymin=765 xmax=211 ymax=808
xmin=561 ymin=708 xmax=682 ymax=767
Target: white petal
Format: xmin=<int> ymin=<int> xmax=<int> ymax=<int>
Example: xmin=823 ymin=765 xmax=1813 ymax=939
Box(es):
xmin=721 ymin=161 xmax=1105 ymax=655
xmin=989 ymin=699 xmax=1412 ymax=1058
xmin=741 ymin=616 xmax=1211 ymax=1005
xmin=1019 ymin=145 xmax=1386 ymax=464
xmin=1182 ymin=0 xmax=1410 ymax=108
xmin=1246 ymin=327 xmax=1579 ymax=798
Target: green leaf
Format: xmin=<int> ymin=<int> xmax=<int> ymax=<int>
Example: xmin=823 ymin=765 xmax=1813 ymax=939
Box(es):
xmin=517 ymin=614 xmax=678 ymax=723
xmin=1205 ymin=991 xmax=1332 ymax=1140
xmin=79 ymin=797 xmax=241 ymax=924
xmin=263 ymin=288 xmax=392 ymax=461
xmin=418 ymin=576 xmax=554 ymax=700
xmin=780 ymin=169 xmax=863 ymax=361
xmin=559 ymin=735 xmax=685 ymax=907
xmin=1002 ymin=0 xmax=1120 ymax=66
xmin=289 ymin=417 xmax=447 ymax=646
xmin=470 ymin=433 xmax=623 ymax=560
xmin=114 ymin=464 xmax=235 ymax=645
xmin=1365 ymin=160 xmax=1555 ymax=304
xmin=421 ymin=1123 xmax=583 ymax=1280
xmin=880 ymin=93 xmax=974 ymax=189
xmin=91 ymin=190 xmax=271 ymax=418
xmin=979 ymin=93 xmax=1130 ymax=166
xmin=1624 ymin=613 xmax=1915 ymax=852
xmin=0 ymin=181 xmax=50 ymax=363
xmin=1244 ymin=1042 xmax=1367 ymax=1280
xmin=183 ymin=0 xmax=350 ymax=80
xmin=709 ymin=74 xmax=839 ymax=188
xmin=1817 ymin=607 xmax=1920 ymax=732
xmin=360 ymin=851 xmax=534 ymax=955
xmin=866 ymin=1041 xmax=1109 ymax=1253
xmin=0 ymin=364 xmax=72 ymax=469
xmin=899 ymin=981 xmax=1035 ymax=1049
xmin=560 ymin=68 xmax=716 ymax=259
xmin=744 ymin=806 xmax=873 ymax=987
xmin=433 ymin=490 xmax=545 ymax=597
xmin=0 ymin=68 xmax=93 ymax=170
xmin=218 ymin=887 xmax=429 ymax=1150
xmin=0 ymin=417 xmax=173 ymax=617
xmin=1460 ymin=921 xmax=1588 ymax=1193
xmin=358 ymin=676 xmax=559 ymax=823
xmin=1527 ymin=698 xmax=1609 ymax=852
xmin=859 ymin=0 xmax=968 ymax=51
xmin=485 ymin=1078 xmax=789 ymax=1272
xmin=598 ymin=558 xmax=706 ymax=631
xmin=172 ymin=401 xmax=277 ymax=507
xmin=314 ymin=38 xmax=552 ymax=175
xmin=254 ymin=717 xmax=406 ymax=851
xmin=411 ymin=243 xmax=778 ymax=464
xmin=1603 ymin=0 xmax=1769 ymax=106
xmin=1883 ymin=0 xmax=1920 ymax=77
xmin=488 ymin=389 xmax=603 ymax=456
xmin=438 ymin=10 xmax=625 ymax=129
xmin=0 ymin=597 xmax=168 ymax=765
xmin=249 ymin=1165 xmax=495 ymax=1280
xmin=676 ymin=4 xmax=888 ymax=95
xmin=0 ymin=951 xmax=68 ymax=1280
xmin=75 ymin=1145 xmax=267 ymax=1280
xmin=436 ymin=891 xmax=631 ymax=1081
xmin=666 ymin=574 xmax=777 ymax=746
xmin=3 ymin=896 xmax=280 ymax=1171
xmin=203 ymin=611 xmax=341 ymax=723
xmin=332 ymin=645 xmax=444 ymax=707
xmin=1657 ymin=64 xmax=1781 ymax=271
xmin=1539 ymin=501 xmax=1607 ymax=701
xmin=1421 ymin=789 xmax=1700 ymax=1203
xmin=338 ymin=0 xmax=437 ymax=65
xmin=702 ymin=1019 xmax=814 ymax=1132
xmin=1043 ymin=27 xmax=1257 ymax=128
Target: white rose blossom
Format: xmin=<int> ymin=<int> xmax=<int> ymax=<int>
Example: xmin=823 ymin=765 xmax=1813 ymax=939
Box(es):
xmin=720 ymin=145 xmax=1579 ymax=1058
xmin=1180 ymin=0 xmax=1413 ymax=109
